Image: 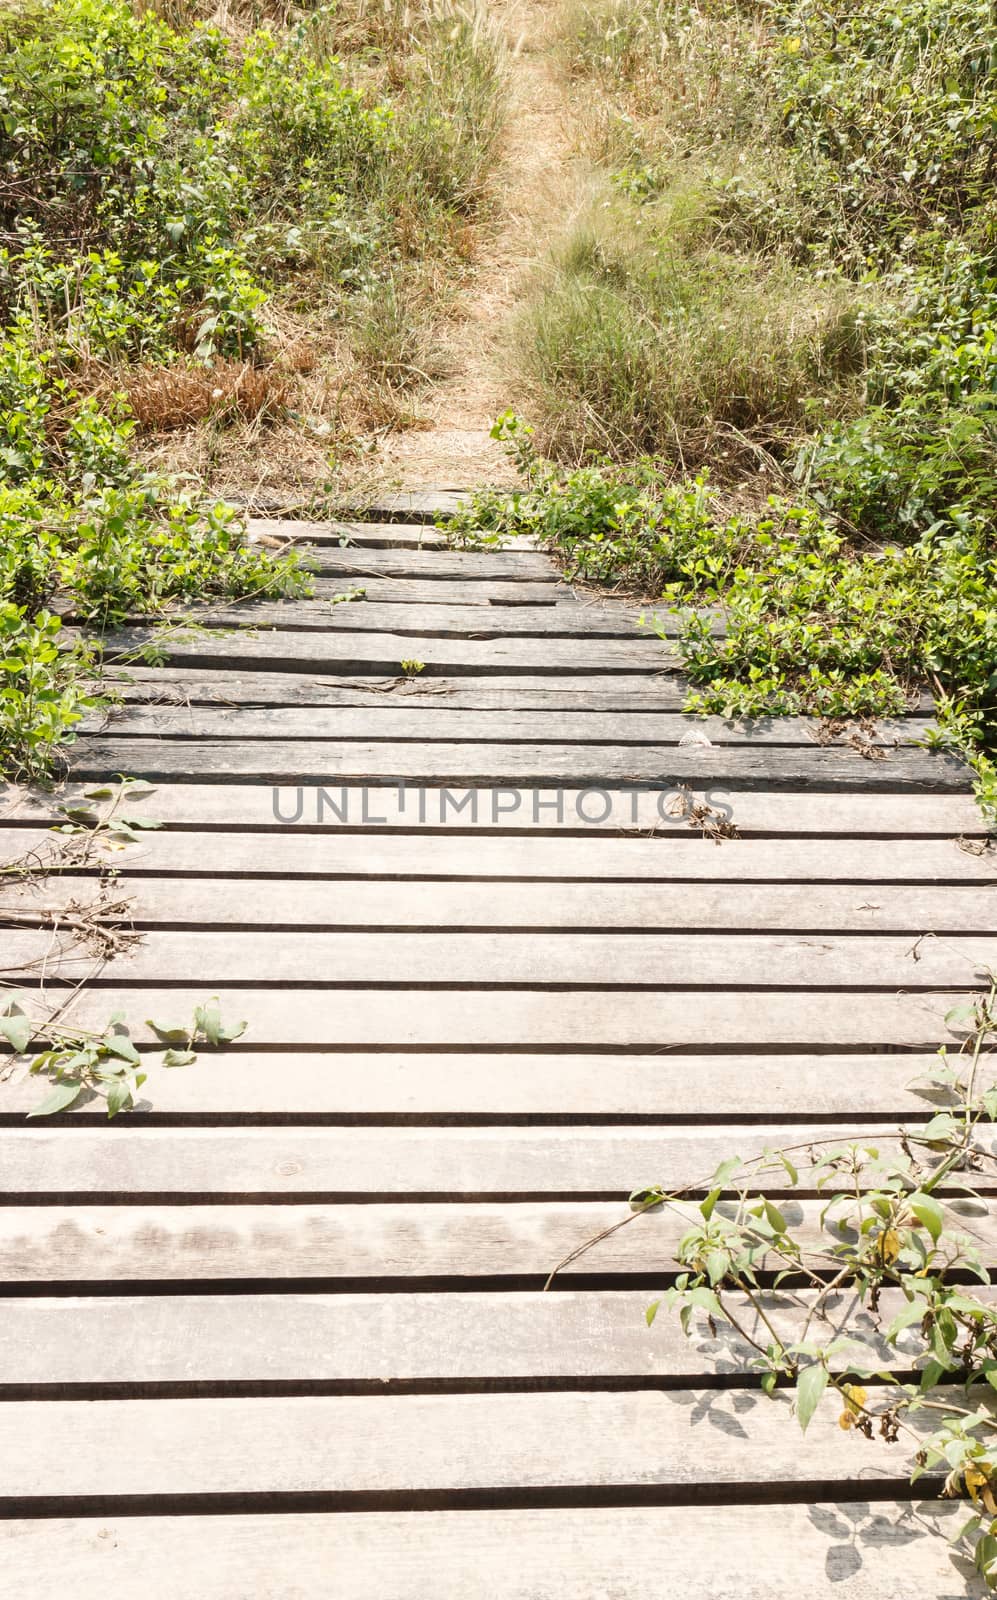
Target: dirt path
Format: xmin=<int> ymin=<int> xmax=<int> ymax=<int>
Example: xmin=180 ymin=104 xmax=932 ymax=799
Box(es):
xmin=369 ymin=0 xmax=578 ymax=490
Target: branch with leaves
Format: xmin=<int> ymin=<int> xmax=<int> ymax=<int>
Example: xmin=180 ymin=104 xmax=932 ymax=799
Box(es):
xmin=549 ymin=974 xmax=997 ymax=1588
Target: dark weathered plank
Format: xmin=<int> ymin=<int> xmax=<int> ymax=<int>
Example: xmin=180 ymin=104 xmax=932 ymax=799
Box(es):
xmin=0 ymin=1121 xmax=979 ymax=1196
xmin=299 ymin=548 xmax=556 ymax=580
xmin=305 ymin=577 xmax=570 ymax=604
xmin=94 ymin=629 xmax=677 ymax=675
xmin=65 ymin=738 xmax=968 ymax=789
xmin=5 ymin=878 xmax=993 ymax=933
xmin=2 ymin=830 xmax=989 ymax=882
xmin=338 ymin=488 xmax=470 ymax=520
xmin=1 ymin=783 xmax=979 ymax=834
xmin=90 ymin=671 xmax=694 ymax=709
xmin=116 ymin=601 xmax=671 ymax=638
xmin=0 ymin=1504 xmax=978 ymax=1600
xmin=0 ymin=1197 xmax=990 ymax=1281
xmin=249 ymin=518 xmax=450 ymax=549
xmin=0 ymin=1050 xmax=952 ymax=1119
xmin=82 ymin=705 xmax=934 ymax=747
xmin=12 ymin=930 xmax=995 ymax=988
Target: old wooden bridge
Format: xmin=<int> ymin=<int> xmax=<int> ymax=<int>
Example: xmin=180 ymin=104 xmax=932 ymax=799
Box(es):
xmin=0 ymin=493 xmax=994 ymax=1597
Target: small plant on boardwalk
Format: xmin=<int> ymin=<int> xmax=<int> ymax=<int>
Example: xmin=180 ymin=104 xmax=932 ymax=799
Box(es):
xmin=5 ymin=996 xmax=247 ymax=1118
xmin=548 ymin=972 xmax=997 ymax=1587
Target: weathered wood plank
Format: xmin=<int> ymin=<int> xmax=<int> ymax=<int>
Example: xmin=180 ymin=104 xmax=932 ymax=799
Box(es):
xmin=0 ymin=1289 xmax=973 ymax=1383
xmin=65 ymin=738 xmax=968 ymax=789
xmin=12 ymin=930 xmax=995 ymax=988
xmin=0 ymin=1197 xmax=990 ymax=1281
xmin=304 ymin=577 xmax=570 ymax=604
xmin=5 ymin=878 xmax=993 ymax=933
xmin=123 ymin=600 xmax=707 ymax=639
xmin=337 ymin=488 xmax=470 ymax=520
xmin=0 ymin=1385 xmax=953 ymax=1497
xmin=0 ymin=1121 xmax=981 ymax=1196
xmin=0 ymin=1504 xmax=979 ymax=1600
xmin=250 ymin=518 xmax=451 ymax=549
xmin=82 ymin=673 xmax=937 ymax=717
xmin=93 ymin=630 xmax=676 ymax=675
xmin=0 ymin=1050 xmax=952 ymax=1119
xmin=5 ymin=985 xmax=969 ymax=1048
xmin=299 ymin=548 xmax=556 ymax=579
xmin=2 ymin=783 xmax=980 ymax=834
xmin=82 ymin=705 xmax=935 ymax=747
xmin=2 ymin=830 xmax=989 ymax=882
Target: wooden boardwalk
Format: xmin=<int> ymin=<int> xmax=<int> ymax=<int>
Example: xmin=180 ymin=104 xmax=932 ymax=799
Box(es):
xmin=0 ymin=498 xmax=993 ymax=1597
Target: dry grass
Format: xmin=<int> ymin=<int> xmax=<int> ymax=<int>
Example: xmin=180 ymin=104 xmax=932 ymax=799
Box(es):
xmin=106 ymin=359 xmax=294 ymax=431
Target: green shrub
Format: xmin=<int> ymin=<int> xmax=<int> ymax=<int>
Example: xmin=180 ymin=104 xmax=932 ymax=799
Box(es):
xmin=447 ymin=420 xmax=997 ymax=820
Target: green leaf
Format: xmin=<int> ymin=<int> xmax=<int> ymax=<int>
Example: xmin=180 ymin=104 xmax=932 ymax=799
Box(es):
xmin=146 ymin=1019 xmax=190 ymax=1045
xmin=708 ymin=1156 xmax=743 ymax=1188
xmin=28 ymin=1081 xmax=83 ymax=1118
xmin=103 ymin=1033 xmax=140 ymax=1065
xmin=645 ymin=1300 xmax=660 ymax=1327
xmin=700 ymin=1186 xmax=721 ymax=1221
xmin=910 ymin=1191 xmax=944 ymax=1244
xmin=105 ymin=1079 xmax=132 ymax=1119
xmin=161 ymin=1048 xmax=197 ymax=1068
xmin=216 ymin=1018 xmax=247 ymax=1042
xmin=795 ymin=1363 xmax=828 ymax=1433
xmin=0 ymin=1014 xmax=32 ymax=1053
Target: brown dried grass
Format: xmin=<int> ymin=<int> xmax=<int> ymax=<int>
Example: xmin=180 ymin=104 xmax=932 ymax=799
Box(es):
xmin=111 ymin=360 xmax=294 ymax=432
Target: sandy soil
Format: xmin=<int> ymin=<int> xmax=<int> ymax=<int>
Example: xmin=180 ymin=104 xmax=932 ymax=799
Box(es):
xmin=367 ymin=0 xmax=578 ymax=490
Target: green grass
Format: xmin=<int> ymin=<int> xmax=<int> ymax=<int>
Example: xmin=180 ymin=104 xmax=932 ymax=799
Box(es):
xmin=473 ymin=0 xmax=996 ymax=816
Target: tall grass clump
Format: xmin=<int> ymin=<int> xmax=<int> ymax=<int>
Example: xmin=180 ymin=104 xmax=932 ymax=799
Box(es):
xmin=518 ymin=202 xmax=864 ymax=461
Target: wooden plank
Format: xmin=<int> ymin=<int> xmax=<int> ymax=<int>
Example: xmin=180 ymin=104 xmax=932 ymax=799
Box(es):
xmin=298 ymin=548 xmax=556 ymax=579
xmin=5 ymin=878 xmax=994 ymax=933
xmin=92 ymin=671 xmax=696 ymax=710
xmin=126 ymin=600 xmax=708 ymax=639
xmin=0 ymin=1288 xmax=975 ymax=1383
xmin=1 ymin=1197 xmax=991 ymax=1281
xmin=2 ymin=783 xmax=980 ymax=834
xmin=81 ymin=705 xmax=935 ymax=747
xmin=338 ymin=487 xmax=470 ymax=519
xmin=0 ymin=1121 xmax=979 ymax=1196
xmin=0 ymin=1050 xmax=954 ymax=1119
xmin=250 ymin=518 xmax=542 ymax=552
xmin=12 ymin=930 xmax=996 ymax=988
xmin=2 ymin=830 xmax=990 ymax=882
xmin=0 ymin=1386 xmax=955 ymax=1496
xmin=3 ymin=985 xmax=968 ymax=1048
xmin=250 ymin=518 xmax=450 ymax=549
xmin=305 ymin=577 xmax=571 ymax=604
xmin=82 ymin=673 xmax=937 ymax=717
xmin=65 ymin=738 xmax=968 ymax=789
xmin=93 ymin=630 xmax=677 ymax=675
xmin=0 ymin=1504 xmax=979 ymax=1600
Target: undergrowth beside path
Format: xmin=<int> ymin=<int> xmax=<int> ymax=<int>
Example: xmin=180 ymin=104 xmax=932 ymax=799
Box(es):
xmin=0 ymin=0 xmax=507 ymax=778
xmin=448 ymin=0 xmax=997 ymax=819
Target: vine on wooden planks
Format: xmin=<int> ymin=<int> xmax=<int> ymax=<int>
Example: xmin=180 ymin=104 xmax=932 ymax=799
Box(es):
xmin=548 ymin=970 xmax=997 ymax=1588
xmin=0 ymin=778 xmax=246 ymax=1116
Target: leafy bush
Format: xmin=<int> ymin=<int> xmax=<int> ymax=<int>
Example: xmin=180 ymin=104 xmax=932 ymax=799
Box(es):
xmin=447 ymin=418 xmax=997 ymax=819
